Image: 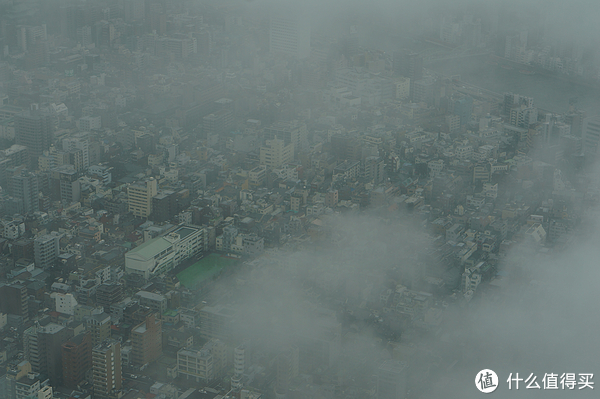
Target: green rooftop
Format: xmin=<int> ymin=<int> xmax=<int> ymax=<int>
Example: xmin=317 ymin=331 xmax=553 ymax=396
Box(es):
xmin=176 ymin=253 xmax=238 ymax=289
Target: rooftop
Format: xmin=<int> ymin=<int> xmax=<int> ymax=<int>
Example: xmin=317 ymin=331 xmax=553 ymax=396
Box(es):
xmin=126 ymin=237 xmax=172 ymax=260
xmin=136 ymin=290 xmax=166 ymax=302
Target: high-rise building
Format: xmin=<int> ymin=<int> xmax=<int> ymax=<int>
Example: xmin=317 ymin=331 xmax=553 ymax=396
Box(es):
xmin=509 ymin=105 xmax=538 ymax=129
xmin=198 ymin=305 xmax=237 ymax=341
xmin=15 ymin=106 xmax=53 ymax=168
xmin=34 ymin=232 xmax=62 ymax=269
xmin=85 ymin=313 xmax=111 ymax=347
xmin=9 ymin=170 xmax=39 ymax=215
xmin=151 ymin=190 xmax=177 ymax=223
xmin=452 ymin=96 xmax=474 ymax=127
xmin=62 ymin=136 xmax=90 ymax=169
xmin=0 ymin=283 xmax=29 ymax=321
xmin=412 ymin=77 xmax=438 ymax=106
xmin=231 ymin=343 xmax=247 ymax=390
xmin=269 ymin=11 xmax=310 ymax=59
xmin=2 ymin=145 xmax=29 ymax=169
xmin=92 ymin=339 xmax=122 ymax=399
xmin=393 ymin=51 xmax=423 ymax=80
xmin=128 ymin=177 xmax=158 ymax=218
xmin=565 ymin=109 xmax=585 ymax=137
xmin=203 ymin=108 xmax=233 ymax=138
xmin=503 ymin=93 xmax=534 ymax=115
xmin=96 ymin=284 xmax=124 ymax=309
xmin=376 ymin=360 xmax=408 ymax=399
xmin=582 ymin=116 xmax=600 ymax=159
xmin=393 ymin=50 xmax=423 ymax=99
xmin=264 ymin=121 xmax=308 ymax=154
xmin=260 ymin=139 xmax=294 ymax=169
xmin=363 ymin=156 xmax=385 ymax=183
xmin=76 ymin=25 xmax=93 ymax=46
xmin=276 ymin=345 xmax=299 ymax=394
xmin=24 ymin=322 xmax=73 ymax=386
xmin=49 ymin=164 xmax=81 ymax=203
xmin=131 ymin=314 xmax=162 ymax=366
xmin=61 ymin=331 xmax=92 ymax=389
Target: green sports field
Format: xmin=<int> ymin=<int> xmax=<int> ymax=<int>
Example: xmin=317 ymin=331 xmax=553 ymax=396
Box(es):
xmin=176 ymin=253 xmax=238 ymax=289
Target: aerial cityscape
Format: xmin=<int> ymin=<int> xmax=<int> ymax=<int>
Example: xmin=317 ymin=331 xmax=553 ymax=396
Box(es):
xmin=0 ymin=0 xmax=599 ymax=398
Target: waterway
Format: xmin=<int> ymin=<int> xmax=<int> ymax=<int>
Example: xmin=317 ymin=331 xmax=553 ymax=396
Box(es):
xmin=426 ymin=54 xmax=600 ymax=116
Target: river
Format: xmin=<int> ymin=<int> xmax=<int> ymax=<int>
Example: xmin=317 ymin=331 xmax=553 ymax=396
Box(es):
xmin=426 ymin=54 xmax=600 ymax=116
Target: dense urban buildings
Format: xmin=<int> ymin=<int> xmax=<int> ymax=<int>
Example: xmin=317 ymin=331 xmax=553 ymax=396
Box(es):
xmin=0 ymin=1 xmax=598 ymax=399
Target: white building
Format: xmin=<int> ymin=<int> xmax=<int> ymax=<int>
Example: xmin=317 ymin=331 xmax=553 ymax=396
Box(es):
xmin=34 ymin=232 xmax=62 ymax=269
xmin=260 ymin=139 xmax=294 ymax=169
xmin=77 ymin=116 xmax=101 ymax=131
xmin=2 ymin=219 xmax=25 ymax=239
xmin=63 ymin=136 xmax=90 ymax=169
xmin=51 ymin=292 xmax=78 ymax=315
xmin=125 ymin=224 xmax=206 ymax=279
xmin=88 ymin=164 xmax=112 ymax=184
xmin=177 ymin=339 xmax=227 ymax=383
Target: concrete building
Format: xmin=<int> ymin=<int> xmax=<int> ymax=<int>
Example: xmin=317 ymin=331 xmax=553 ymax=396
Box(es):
xmin=96 ymin=283 xmax=124 ymax=309
xmin=125 ymin=224 xmax=206 ymax=279
xmin=364 ymin=156 xmax=385 ymax=183
xmin=10 ymin=171 xmax=39 ymax=214
xmin=231 ymin=343 xmax=247 ymax=390
xmin=128 ymin=177 xmax=158 ymax=218
xmin=62 ymin=136 xmax=90 ymax=168
xmin=88 ymin=164 xmax=112 ymax=184
xmin=582 ymin=115 xmax=600 ymax=158
xmin=86 ymin=313 xmax=111 ymax=346
xmin=92 ymin=339 xmax=122 ymax=399
xmin=503 ymin=92 xmax=534 ymax=115
xmin=0 ymin=283 xmax=29 ymax=321
xmin=269 ymin=11 xmax=310 ymax=59
xmin=412 ymin=77 xmax=438 ymax=106
xmin=177 ymin=339 xmax=227 ymax=383
xmin=276 ymin=345 xmax=299 ymax=394
xmin=333 ymin=160 xmax=361 ymax=182
xmin=135 ymin=291 xmax=167 ymax=315
xmin=14 ymin=373 xmax=52 ymax=399
xmin=24 ymin=322 xmax=73 ymax=386
xmin=131 ymin=314 xmax=162 ymax=366
xmin=197 ymin=305 xmax=238 ymax=341
xmin=49 ymin=164 xmax=81 ymax=203
xmin=61 ymin=331 xmax=92 ymax=389
xmin=77 ymin=116 xmax=101 ymax=131
xmin=376 ymin=360 xmax=408 ymax=399
xmin=15 ymin=106 xmax=53 ymax=167
xmin=452 ymin=96 xmax=474 ymax=126
xmin=260 ymin=139 xmax=294 ymax=169
xmin=51 ymin=292 xmax=78 ymax=315
xmin=33 ymin=232 xmax=62 ymax=269
xmin=395 ymin=77 xmax=411 ymax=100
xmin=264 ymin=121 xmax=308 ymax=154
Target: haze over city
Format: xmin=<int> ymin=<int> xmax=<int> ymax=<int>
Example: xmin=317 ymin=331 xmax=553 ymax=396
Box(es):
xmin=0 ymin=1 xmax=599 ymax=399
